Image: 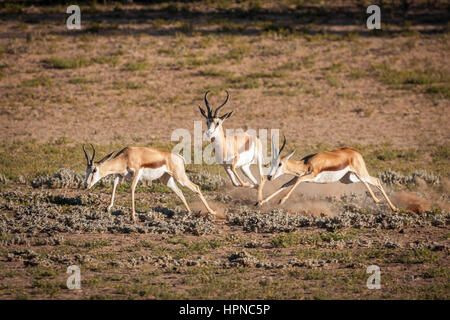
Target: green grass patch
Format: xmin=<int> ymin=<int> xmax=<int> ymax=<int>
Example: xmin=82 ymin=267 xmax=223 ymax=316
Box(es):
xmin=198 ymin=68 xmax=234 ymax=78
xmin=275 ymin=55 xmax=314 ymax=71
xmin=347 ymin=142 xmax=433 ymax=175
xmin=262 ymin=22 xmax=297 ymax=37
xmin=225 ymin=44 xmax=252 ymax=60
xmin=122 ymin=59 xmax=150 ymax=72
xmin=303 ymin=31 xmax=359 ymax=42
xmin=112 ymin=80 xmax=145 ymax=90
xmin=325 ymin=71 xmax=341 ymax=87
xmin=31 ymin=279 xmax=64 ymax=297
xmin=68 ymin=77 xmax=97 ymax=84
xmin=303 ymin=270 xmax=327 ymax=280
xmin=21 ymin=76 xmax=53 ymax=87
xmin=151 ymin=18 xmax=167 ymax=30
xmin=91 ymin=55 xmax=120 ymax=67
xmin=228 ymin=76 xmax=260 ymax=89
xmin=369 ymin=62 xmax=449 ymax=97
xmin=84 ymin=240 xmax=112 ymax=249
xmin=327 ymin=62 xmax=345 ymax=73
xmin=266 ymin=88 xmax=301 ymax=96
xmin=247 ymin=70 xmax=285 ymax=79
xmin=43 ymin=56 xmax=92 ymax=69
xmin=423 ymin=267 xmax=450 ymax=279
xmin=393 ymin=249 xmax=439 ymax=264
xmin=271 ymin=232 xmax=300 ymax=248
xmin=85 ymin=22 xmax=119 ymax=33
xmin=318 ymin=232 xmax=349 ymax=243
xmin=0 ymin=139 xmax=124 ymax=181
xmin=426 ymin=84 xmax=450 ymax=99
xmin=43 ymin=54 xmax=122 ymax=69
xmin=349 ymin=68 xmax=367 ymax=80
xmin=187 ymin=239 xmax=224 ymax=253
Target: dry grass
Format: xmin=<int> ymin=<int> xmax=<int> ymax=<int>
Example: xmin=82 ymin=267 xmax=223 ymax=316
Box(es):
xmin=0 ymin=0 xmax=449 ymax=300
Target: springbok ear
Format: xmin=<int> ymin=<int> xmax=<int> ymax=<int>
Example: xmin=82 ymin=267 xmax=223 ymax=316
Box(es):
xmin=98 ymin=151 xmax=115 ymax=164
xmin=198 ymin=106 xmax=208 ymax=119
xmin=220 ymin=111 xmax=233 ymax=120
xmin=285 ymin=150 xmax=296 ymax=161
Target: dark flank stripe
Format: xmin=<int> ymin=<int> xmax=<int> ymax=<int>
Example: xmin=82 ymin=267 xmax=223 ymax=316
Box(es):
xmin=321 ymin=160 xmax=349 ymax=172
xmin=238 ymin=135 xmax=251 ymax=153
xmin=245 ymin=136 xmax=250 ymax=151
xmin=142 ymin=160 xmax=166 ymax=169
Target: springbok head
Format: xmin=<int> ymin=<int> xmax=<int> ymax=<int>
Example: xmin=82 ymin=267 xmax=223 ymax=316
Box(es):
xmin=82 ymin=144 xmax=114 ymax=189
xmin=198 ymin=91 xmax=233 ymax=140
xmin=267 ymin=135 xmax=295 ymax=181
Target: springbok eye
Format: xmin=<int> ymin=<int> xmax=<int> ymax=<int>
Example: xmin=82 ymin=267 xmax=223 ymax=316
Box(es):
xmin=93 ymin=168 xmax=97 ymax=173
xmin=279 ymin=163 xmax=282 ymax=167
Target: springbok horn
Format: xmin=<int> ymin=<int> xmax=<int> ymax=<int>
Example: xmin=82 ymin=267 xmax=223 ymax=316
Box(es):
xmin=90 ymin=143 xmax=96 ymax=165
xmin=204 ymin=91 xmax=212 ymax=118
xmin=198 ymin=105 xmax=208 ymax=119
xmin=279 ymin=135 xmax=287 ymax=154
xmin=82 ymin=144 xmax=90 ymax=166
xmin=213 ymin=90 xmax=229 ymax=118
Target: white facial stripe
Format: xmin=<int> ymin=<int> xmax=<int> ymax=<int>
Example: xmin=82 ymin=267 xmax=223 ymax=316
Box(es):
xmin=273 ymin=162 xmax=283 ymax=179
xmin=85 ymin=167 xmax=101 ymax=188
xmin=206 ymin=119 xmax=221 ymax=139
xmin=268 ymin=156 xmax=282 ymax=179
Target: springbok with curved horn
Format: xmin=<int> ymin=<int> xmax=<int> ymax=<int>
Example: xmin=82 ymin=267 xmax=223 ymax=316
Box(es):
xmin=83 ymin=144 xmax=218 ymax=221
xmin=198 ymin=91 xmax=266 ymax=201
xmin=256 ymin=136 xmax=397 ymax=211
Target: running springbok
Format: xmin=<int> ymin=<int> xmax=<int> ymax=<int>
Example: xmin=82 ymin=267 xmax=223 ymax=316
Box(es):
xmin=256 ymin=136 xmax=397 ymax=211
xmin=82 ymin=144 xmax=217 ymax=221
xmin=198 ymin=91 xmax=265 ymax=201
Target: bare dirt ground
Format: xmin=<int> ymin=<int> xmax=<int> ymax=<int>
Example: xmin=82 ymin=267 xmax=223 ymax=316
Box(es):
xmin=0 ymin=179 xmax=448 ymax=299
xmin=0 ymin=1 xmax=449 ymax=300
xmin=0 ymin=2 xmax=448 ymax=148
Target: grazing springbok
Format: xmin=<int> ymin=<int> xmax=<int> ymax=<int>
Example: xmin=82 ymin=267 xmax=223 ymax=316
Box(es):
xmin=82 ymin=144 xmax=217 ymax=221
xmin=198 ymin=91 xmax=266 ymax=201
xmin=256 ymin=136 xmax=397 ymax=211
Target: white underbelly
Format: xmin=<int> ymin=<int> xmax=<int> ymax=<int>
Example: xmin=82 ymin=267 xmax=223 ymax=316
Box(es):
xmin=221 ymin=145 xmax=256 ymax=168
xmin=138 ymin=166 xmax=167 ymax=182
xmin=236 ymin=148 xmax=256 ymax=167
xmin=306 ymin=166 xmax=351 ymax=183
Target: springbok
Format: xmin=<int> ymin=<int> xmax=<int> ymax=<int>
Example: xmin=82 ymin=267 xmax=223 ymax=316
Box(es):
xmin=82 ymin=144 xmax=217 ymax=221
xmin=198 ymin=91 xmax=266 ymax=201
xmin=256 ymin=136 xmax=397 ymax=211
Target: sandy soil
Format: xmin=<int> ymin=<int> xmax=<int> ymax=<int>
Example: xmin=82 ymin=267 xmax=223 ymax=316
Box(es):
xmin=0 ymin=4 xmax=448 ymax=149
xmin=0 ymin=1 xmax=449 ymax=300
